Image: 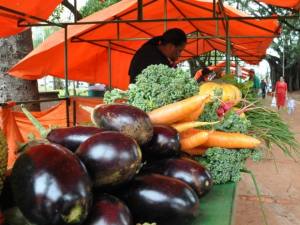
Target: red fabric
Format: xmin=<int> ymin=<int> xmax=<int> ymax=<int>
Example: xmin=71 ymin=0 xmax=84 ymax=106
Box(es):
xmin=258 ymin=0 xmax=300 ymax=10
xmin=275 ymin=81 xmax=287 ymax=107
xmin=0 ymin=97 xmax=102 ymax=168
xmin=0 ymin=0 xmax=62 ymax=37
xmin=8 ymin=0 xmax=280 ymax=90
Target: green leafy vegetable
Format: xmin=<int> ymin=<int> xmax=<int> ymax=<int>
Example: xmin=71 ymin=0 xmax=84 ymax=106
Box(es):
xmin=246 ymin=108 xmax=300 ymax=157
xmin=196 ymin=148 xmax=262 ymax=184
xmin=104 ymin=64 xmax=198 ymax=111
xmin=216 ymin=110 xmax=250 ymax=133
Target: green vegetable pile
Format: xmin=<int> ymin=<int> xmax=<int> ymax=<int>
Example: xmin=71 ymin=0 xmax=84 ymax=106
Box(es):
xmin=246 ymin=108 xmax=299 ymax=157
xmin=199 ymin=91 xmax=250 ymax=133
xmin=196 ymin=148 xmax=262 ymax=184
xmin=104 ymin=64 xmax=198 ymax=111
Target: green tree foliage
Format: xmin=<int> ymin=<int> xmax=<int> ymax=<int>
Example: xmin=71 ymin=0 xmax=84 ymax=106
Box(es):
xmin=225 ymin=0 xmax=300 ymax=90
xmin=80 ymin=0 xmax=120 ymax=17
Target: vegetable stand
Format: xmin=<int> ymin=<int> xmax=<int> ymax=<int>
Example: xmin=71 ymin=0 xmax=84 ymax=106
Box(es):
xmin=193 ymin=182 xmax=237 ymax=225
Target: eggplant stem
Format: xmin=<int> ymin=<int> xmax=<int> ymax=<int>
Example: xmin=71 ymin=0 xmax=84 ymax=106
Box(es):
xmin=80 ymin=105 xmax=94 ymax=114
xmin=21 ymin=104 xmax=48 ymax=138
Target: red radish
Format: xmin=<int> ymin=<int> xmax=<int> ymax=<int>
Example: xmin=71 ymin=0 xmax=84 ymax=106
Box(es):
xmin=216 ymin=107 xmax=225 ymax=117
xmin=221 ymin=102 xmax=234 ymax=112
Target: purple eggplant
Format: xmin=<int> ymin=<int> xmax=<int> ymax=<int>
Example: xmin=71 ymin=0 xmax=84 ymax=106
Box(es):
xmin=83 ymin=194 xmax=133 ymax=225
xmin=46 ymin=126 xmax=105 ymax=152
xmin=91 ymin=104 xmax=153 ymax=145
xmin=76 ymin=131 xmax=142 ymax=188
xmin=143 ymin=158 xmax=213 ymax=197
xmin=142 ymin=125 xmax=180 ymax=161
xmin=10 ymin=143 xmax=93 ymax=225
xmin=120 ymin=174 xmax=199 ymax=225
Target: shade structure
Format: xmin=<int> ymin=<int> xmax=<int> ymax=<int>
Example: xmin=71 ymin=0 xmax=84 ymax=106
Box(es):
xmin=257 ymin=0 xmax=300 ymax=10
xmin=8 ymin=0 xmax=280 ymax=90
xmin=194 ymin=61 xmax=251 ymax=80
xmin=0 ymin=0 xmax=62 ymax=37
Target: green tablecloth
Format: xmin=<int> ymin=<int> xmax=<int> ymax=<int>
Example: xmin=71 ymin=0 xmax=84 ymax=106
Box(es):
xmin=192 ymin=182 xmax=237 ymax=225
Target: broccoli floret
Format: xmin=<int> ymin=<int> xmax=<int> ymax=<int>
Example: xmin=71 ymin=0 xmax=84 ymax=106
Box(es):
xmin=196 ymin=147 xmax=262 ymax=184
xmin=104 ymin=64 xmax=198 ymax=111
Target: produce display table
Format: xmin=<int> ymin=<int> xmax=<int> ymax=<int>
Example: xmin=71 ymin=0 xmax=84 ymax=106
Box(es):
xmin=192 ymin=182 xmax=237 ymax=225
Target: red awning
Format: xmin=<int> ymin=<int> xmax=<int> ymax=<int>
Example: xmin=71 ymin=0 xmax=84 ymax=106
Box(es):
xmin=194 ymin=61 xmax=251 ymax=80
xmin=0 ymin=0 xmax=62 ymax=37
xmin=257 ymin=0 xmax=300 ymax=10
xmin=8 ymin=0 xmax=280 ymax=89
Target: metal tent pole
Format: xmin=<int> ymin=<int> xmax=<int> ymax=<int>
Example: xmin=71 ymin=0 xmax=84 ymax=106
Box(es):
xmin=74 ymin=0 xmax=78 ymax=23
xmin=225 ymin=19 xmax=231 ymax=75
xmin=108 ymin=41 xmax=112 ymax=90
xmin=138 ymin=0 xmax=143 ymax=20
xmin=64 ymin=26 xmax=70 ymax=127
xmin=164 ymin=0 xmax=167 ymax=31
xmin=64 ymin=26 xmax=69 ymax=97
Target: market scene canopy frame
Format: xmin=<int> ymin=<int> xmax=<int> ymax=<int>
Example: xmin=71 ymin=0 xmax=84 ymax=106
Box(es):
xmin=8 ymin=0 xmax=280 ymax=89
xmin=0 ymin=0 xmax=63 ymax=37
xmin=257 ymin=0 xmax=300 ymax=10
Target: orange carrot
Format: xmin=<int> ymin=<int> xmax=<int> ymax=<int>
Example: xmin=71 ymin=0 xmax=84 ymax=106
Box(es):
xmin=172 ymin=121 xmax=219 ymax=132
xmin=147 ymin=95 xmax=209 ymax=125
xmin=180 ymin=97 xmax=209 ymax=122
xmin=200 ymin=130 xmax=261 ymax=149
xmin=181 ymin=146 xmax=208 ymax=156
xmin=180 ymin=129 xmax=209 ymax=150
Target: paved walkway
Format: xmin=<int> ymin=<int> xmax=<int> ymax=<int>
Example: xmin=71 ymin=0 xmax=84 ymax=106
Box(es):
xmin=235 ymin=93 xmax=300 ymax=225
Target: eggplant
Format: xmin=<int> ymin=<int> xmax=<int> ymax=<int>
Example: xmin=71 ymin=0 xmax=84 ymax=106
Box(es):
xmin=91 ymin=104 xmax=153 ymax=145
xmin=83 ymin=194 xmax=133 ymax=225
xmin=142 ymin=125 xmax=180 ymax=161
xmin=143 ymin=158 xmax=213 ymax=197
xmin=11 ymin=143 xmax=93 ymax=225
xmin=46 ymin=126 xmax=105 ymax=152
xmin=76 ymin=131 xmax=142 ymax=188
xmin=120 ymin=174 xmax=199 ymax=225
xmin=0 ymin=209 xmax=3 ymax=225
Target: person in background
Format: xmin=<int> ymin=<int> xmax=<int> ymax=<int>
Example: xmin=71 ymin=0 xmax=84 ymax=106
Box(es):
xmin=128 ymin=28 xmax=187 ymax=83
xmin=260 ymin=79 xmax=267 ymax=99
xmin=275 ymin=76 xmax=288 ymax=110
xmin=249 ymin=69 xmax=260 ymax=94
xmin=195 ymin=67 xmax=212 ymax=83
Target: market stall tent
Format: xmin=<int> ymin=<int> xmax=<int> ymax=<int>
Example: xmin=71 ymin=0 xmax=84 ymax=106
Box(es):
xmin=0 ymin=0 xmax=62 ymax=37
xmin=257 ymin=0 xmax=300 ymax=10
xmin=194 ymin=61 xmax=251 ymax=81
xmin=8 ymin=0 xmax=280 ymax=90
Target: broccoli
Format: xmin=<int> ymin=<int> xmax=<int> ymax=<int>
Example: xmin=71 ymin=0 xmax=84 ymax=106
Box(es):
xmin=196 ymin=147 xmax=262 ymax=184
xmin=104 ymin=64 xmax=198 ymax=111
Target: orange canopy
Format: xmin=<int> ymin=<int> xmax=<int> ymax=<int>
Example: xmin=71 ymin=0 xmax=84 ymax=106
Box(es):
xmin=194 ymin=61 xmax=251 ymax=80
xmin=257 ymin=0 xmax=300 ymax=10
xmin=9 ymin=0 xmax=280 ymax=89
xmin=0 ymin=0 xmax=62 ymax=37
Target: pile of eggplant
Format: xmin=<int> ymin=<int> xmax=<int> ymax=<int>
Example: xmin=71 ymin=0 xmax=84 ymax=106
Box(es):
xmin=1 ymin=103 xmax=213 ymax=225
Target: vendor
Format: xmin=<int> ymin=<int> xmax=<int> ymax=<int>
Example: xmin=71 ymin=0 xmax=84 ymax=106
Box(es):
xmin=128 ymin=28 xmax=187 ymax=83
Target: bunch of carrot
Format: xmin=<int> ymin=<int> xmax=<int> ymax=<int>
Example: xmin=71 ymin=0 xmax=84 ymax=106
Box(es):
xmin=147 ymin=94 xmax=261 ymax=155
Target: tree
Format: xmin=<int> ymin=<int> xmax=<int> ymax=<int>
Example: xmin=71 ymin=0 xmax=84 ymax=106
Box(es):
xmin=0 ymin=30 xmax=40 ymax=111
xmin=225 ymin=0 xmax=300 ymax=91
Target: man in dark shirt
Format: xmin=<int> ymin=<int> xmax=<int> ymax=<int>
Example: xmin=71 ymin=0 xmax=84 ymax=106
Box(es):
xmin=128 ymin=28 xmax=187 ymax=83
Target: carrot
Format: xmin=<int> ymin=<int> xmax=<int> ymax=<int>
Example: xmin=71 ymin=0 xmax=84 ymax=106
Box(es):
xmin=180 ymin=97 xmax=208 ymax=122
xmin=180 ymin=146 xmax=208 ymax=156
xmin=147 ymin=95 xmax=209 ymax=125
xmin=200 ymin=130 xmax=261 ymax=149
xmin=172 ymin=121 xmax=219 ymax=132
xmin=180 ymin=129 xmax=209 ymax=150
